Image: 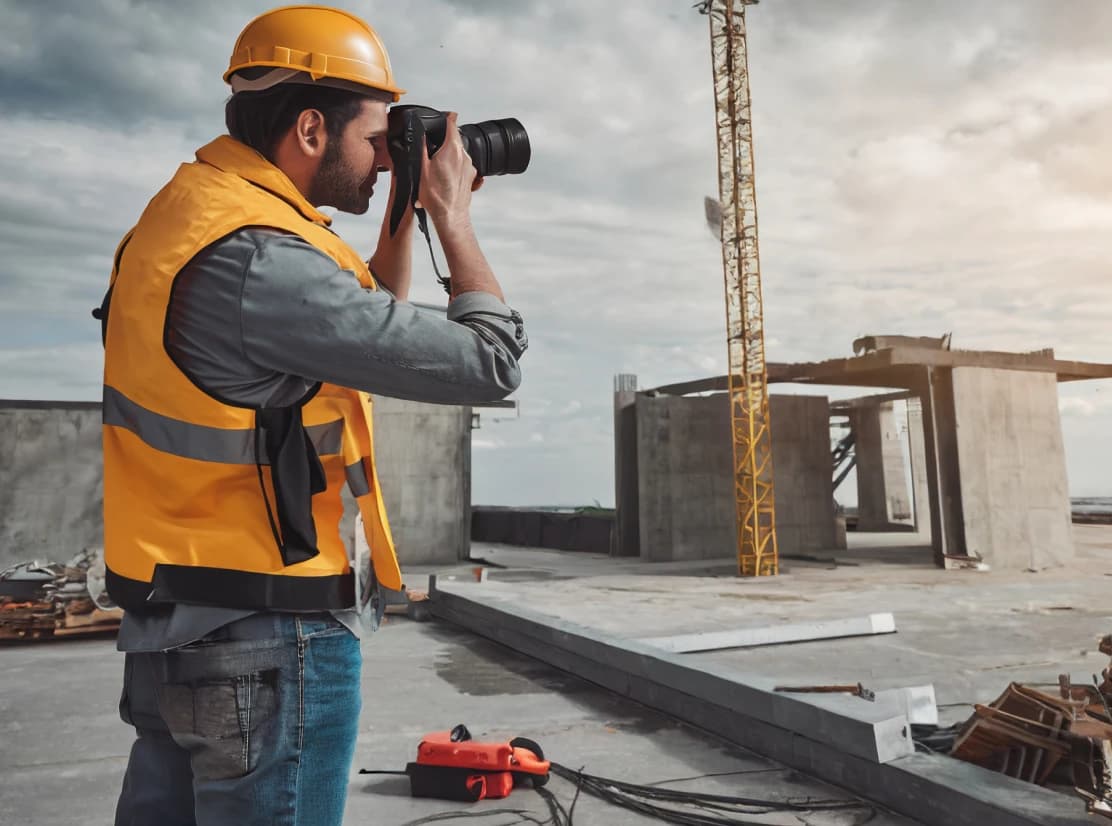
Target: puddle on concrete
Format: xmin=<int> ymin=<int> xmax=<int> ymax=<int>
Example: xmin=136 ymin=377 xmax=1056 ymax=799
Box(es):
xmin=429 ymin=627 xmax=734 ymax=736
xmin=433 ymin=628 xmax=594 ymax=697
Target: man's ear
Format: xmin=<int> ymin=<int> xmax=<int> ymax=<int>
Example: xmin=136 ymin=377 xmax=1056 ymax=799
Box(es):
xmin=295 ymin=109 xmax=327 ymax=158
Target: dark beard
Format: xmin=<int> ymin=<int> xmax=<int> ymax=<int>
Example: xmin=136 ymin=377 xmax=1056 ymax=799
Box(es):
xmin=308 ymin=141 xmax=369 ymax=214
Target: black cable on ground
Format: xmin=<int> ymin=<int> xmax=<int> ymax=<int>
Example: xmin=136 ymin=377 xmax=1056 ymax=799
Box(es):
xmin=533 ymin=785 xmax=571 ymax=826
xmin=377 ymin=758 xmax=879 ymax=826
xmin=551 ymin=763 xmax=873 ymax=813
xmin=547 ymin=763 xmax=877 ymax=826
xmin=398 ymin=809 xmax=547 ymax=826
xmin=646 ymin=767 xmax=788 ymax=786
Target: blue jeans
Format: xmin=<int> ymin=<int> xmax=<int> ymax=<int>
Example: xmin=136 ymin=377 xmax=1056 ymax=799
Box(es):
xmin=114 ymin=613 xmax=361 ymax=826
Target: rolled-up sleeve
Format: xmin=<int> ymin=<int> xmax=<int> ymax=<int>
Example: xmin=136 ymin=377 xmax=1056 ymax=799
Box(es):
xmin=238 ymin=231 xmax=527 ymax=404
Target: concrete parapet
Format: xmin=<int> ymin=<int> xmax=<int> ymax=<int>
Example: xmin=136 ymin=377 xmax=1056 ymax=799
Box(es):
xmin=0 ymin=397 xmax=473 ymax=570
xmin=0 ymin=403 xmax=102 ymax=569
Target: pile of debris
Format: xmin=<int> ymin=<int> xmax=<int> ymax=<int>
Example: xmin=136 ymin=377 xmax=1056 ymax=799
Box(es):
xmin=951 ymin=641 xmax=1112 ymax=818
xmin=0 ymin=548 xmax=122 ymax=641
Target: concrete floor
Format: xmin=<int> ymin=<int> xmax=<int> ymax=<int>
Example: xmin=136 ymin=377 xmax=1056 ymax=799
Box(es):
xmin=0 ymin=611 xmax=915 ymax=825
xmin=8 ymin=525 xmax=1110 ymax=824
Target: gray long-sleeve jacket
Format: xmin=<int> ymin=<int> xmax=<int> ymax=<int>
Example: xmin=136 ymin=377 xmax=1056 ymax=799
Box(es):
xmin=117 ymin=227 xmax=527 ymax=652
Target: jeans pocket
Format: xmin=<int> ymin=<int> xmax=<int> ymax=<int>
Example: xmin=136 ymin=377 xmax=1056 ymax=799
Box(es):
xmin=296 ymin=615 xmax=351 ymax=641
xmin=156 ymin=669 xmax=279 ymax=782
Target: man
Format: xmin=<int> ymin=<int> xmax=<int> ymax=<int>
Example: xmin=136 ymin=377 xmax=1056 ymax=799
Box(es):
xmin=104 ymin=7 xmax=526 ymax=825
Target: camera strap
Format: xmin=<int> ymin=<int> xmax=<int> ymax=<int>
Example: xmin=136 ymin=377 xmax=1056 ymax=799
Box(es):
xmin=414 ymin=206 xmax=452 ymax=295
xmin=387 ymin=126 xmax=451 ymax=295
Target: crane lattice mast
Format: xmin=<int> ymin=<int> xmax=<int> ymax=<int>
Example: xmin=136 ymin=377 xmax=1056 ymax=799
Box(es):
xmin=702 ymin=0 xmax=778 ymax=576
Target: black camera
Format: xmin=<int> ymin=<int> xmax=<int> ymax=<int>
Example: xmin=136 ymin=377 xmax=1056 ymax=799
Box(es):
xmin=386 ymin=105 xmax=530 ymax=236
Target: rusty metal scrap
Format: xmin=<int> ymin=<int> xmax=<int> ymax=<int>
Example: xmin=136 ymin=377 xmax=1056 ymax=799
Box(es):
xmin=0 ymin=548 xmax=122 ymax=641
xmin=951 ymin=680 xmax=1112 ymax=817
xmin=774 ymin=683 xmax=877 ymax=701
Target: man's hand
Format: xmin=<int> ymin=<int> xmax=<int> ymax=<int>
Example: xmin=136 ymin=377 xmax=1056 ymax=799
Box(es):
xmin=406 ymin=112 xmax=504 ymax=302
xmin=415 ymin=112 xmax=483 ymax=232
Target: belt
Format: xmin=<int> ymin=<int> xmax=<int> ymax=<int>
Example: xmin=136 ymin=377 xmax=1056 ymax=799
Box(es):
xmin=211 ymin=611 xmax=339 ymax=642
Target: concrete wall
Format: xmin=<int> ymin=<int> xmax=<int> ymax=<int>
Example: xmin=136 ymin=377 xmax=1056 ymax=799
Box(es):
xmin=0 ymin=398 xmax=472 ymax=571
xmin=636 ymin=393 xmax=835 ymax=562
xmin=635 ymin=394 xmax=730 ymax=562
xmin=771 ymin=395 xmax=839 ymax=555
xmin=0 ymin=403 xmax=102 ymax=569
xmin=949 ymin=368 xmax=1073 ymax=569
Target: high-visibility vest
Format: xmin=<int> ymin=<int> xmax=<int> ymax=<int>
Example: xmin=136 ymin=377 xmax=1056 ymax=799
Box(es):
xmin=102 ymin=135 xmax=402 ymax=614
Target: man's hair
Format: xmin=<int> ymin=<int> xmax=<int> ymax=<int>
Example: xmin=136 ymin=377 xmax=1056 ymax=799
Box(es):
xmin=225 ymin=72 xmax=369 ymax=161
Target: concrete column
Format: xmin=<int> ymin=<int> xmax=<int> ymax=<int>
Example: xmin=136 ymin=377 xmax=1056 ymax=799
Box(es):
xmin=612 ymin=374 xmax=640 ymax=557
xmin=850 ymin=402 xmax=912 ymax=530
xmin=917 ymin=367 xmax=967 ymax=565
xmin=906 ymin=399 xmax=930 ymax=535
xmin=948 ymin=367 xmax=1073 ymax=569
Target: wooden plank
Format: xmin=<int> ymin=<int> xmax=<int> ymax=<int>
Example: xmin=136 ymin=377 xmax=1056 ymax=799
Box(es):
xmin=638 ymin=613 xmax=896 ymax=653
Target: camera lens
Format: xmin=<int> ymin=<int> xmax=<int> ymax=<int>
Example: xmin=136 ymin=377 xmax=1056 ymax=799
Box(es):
xmin=459 ymin=119 xmax=531 ymax=178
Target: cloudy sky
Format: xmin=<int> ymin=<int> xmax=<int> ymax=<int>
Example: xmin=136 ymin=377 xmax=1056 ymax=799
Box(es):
xmin=2 ymin=0 xmax=1111 ymax=505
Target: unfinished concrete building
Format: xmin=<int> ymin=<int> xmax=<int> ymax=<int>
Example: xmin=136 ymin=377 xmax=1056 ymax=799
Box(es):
xmin=615 ymin=338 xmax=1112 ymax=571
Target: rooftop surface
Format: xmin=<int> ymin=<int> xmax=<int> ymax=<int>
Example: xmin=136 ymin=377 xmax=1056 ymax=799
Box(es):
xmin=0 ymin=580 xmax=916 ymax=825
xmin=459 ymin=527 xmax=1112 ymax=732
xmin=7 ymin=526 xmax=1111 ymax=823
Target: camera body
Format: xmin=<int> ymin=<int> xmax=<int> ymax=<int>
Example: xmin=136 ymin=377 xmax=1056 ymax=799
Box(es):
xmin=386 ymin=105 xmax=530 ymax=236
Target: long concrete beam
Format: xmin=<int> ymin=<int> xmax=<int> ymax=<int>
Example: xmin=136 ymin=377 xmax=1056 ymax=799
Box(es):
xmin=830 ymin=390 xmax=917 ymax=411
xmin=428 ymin=579 xmax=1093 ymax=826
xmin=645 ymin=347 xmax=1112 ymax=397
xmin=431 ymin=580 xmax=910 ymax=764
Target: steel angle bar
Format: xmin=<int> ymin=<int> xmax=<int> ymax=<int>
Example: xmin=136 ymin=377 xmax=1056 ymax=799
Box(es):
xmin=638 ymin=613 xmax=896 ymax=654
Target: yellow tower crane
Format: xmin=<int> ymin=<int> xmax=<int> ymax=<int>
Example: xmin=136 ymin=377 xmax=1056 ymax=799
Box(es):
xmin=699 ymin=0 xmax=778 ymax=577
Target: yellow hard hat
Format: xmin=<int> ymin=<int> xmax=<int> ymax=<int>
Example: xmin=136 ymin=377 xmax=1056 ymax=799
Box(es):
xmin=224 ymin=5 xmax=405 ymax=101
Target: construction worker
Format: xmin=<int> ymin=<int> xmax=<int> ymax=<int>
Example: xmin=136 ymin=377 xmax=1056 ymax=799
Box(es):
xmin=102 ymin=6 xmax=526 ymax=825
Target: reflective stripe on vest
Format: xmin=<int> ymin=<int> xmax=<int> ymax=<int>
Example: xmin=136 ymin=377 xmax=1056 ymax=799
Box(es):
xmin=346 ymin=461 xmax=371 ymax=498
xmin=104 ymin=385 xmax=344 ymax=464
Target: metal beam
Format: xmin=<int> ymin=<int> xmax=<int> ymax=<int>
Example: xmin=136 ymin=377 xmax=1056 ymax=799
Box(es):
xmin=638 ymin=613 xmax=896 ymax=654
